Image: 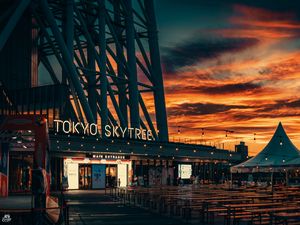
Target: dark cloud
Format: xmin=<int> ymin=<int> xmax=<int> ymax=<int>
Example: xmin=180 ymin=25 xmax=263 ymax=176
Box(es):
xmin=258 ymin=99 xmax=300 ymax=113
xmin=166 ymin=82 xmax=261 ymax=95
xmin=168 ymin=98 xmax=300 ymax=121
xmin=162 ymin=37 xmax=259 ymax=72
xmin=199 ymin=82 xmax=261 ymax=95
xmin=168 ymin=102 xmax=250 ymax=116
xmin=233 ymin=112 xmax=300 ymax=121
xmin=158 ymin=0 xmax=300 ymax=14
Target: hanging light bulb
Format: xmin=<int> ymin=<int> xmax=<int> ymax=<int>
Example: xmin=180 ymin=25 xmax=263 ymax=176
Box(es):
xmin=177 ymin=126 xmax=181 ymax=134
xmin=254 ymin=133 xmax=256 ymax=141
xmin=279 ymin=135 xmax=283 ymax=146
xmin=201 ymin=128 xmax=204 ymax=136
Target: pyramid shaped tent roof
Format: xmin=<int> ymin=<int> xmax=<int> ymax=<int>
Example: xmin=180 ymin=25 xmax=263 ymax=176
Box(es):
xmin=231 ymin=122 xmax=300 ymax=173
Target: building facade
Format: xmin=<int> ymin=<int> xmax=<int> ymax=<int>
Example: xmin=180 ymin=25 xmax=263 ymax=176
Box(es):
xmin=0 ymin=0 xmax=244 ymax=194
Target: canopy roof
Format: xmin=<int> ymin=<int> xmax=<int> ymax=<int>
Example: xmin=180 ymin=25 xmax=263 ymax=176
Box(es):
xmin=231 ymin=122 xmax=300 ymax=173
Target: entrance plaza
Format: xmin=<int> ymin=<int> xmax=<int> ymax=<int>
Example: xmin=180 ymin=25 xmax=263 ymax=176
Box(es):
xmin=2 ymin=185 xmax=300 ymax=225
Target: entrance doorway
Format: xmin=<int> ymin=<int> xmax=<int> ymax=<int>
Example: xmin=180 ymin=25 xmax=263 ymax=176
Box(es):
xmin=79 ymin=164 xmax=92 ymax=189
xmin=106 ymin=164 xmax=117 ymax=187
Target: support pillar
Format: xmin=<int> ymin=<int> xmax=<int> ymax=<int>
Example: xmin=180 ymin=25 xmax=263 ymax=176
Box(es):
xmin=144 ymin=0 xmax=169 ymax=142
xmin=124 ymin=0 xmax=140 ymax=129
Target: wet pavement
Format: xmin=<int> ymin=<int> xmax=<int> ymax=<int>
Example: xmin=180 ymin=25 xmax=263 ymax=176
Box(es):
xmin=65 ymin=190 xmax=182 ymax=225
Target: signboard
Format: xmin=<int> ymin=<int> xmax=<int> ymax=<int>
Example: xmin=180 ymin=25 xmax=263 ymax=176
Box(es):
xmin=67 ymin=163 xmax=78 ymax=189
xmin=92 ymin=164 xmax=106 ymax=189
xmin=89 ymin=154 xmax=130 ymax=160
xmin=54 ymin=120 xmax=155 ymax=141
xmin=178 ymin=164 xmax=192 ymax=179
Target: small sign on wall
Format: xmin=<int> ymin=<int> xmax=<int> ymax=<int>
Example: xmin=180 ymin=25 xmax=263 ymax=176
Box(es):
xmin=92 ymin=164 xmax=106 ymax=189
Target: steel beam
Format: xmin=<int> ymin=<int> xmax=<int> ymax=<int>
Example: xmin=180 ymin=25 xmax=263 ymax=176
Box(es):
xmin=62 ymin=0 xmax=74 ymax=85
xmin=74 ymin=4 xmax=126 ymax=127
xmin=87 ymin=3 xmax=97 ymax=120
xmin=114 ymin=0 xmax=128 ymax=127
xmin=0 ymin=0 xmax=31 ymax=52
xmin=40 ymin=0 xmax=96 ymax=124
xmin=124 ymin=0 xmax=140 ymax=129
xmin=98 ymin=0 xmax=108 ymax=137
xmin=144 ymin=0 xmax=169 ymax=142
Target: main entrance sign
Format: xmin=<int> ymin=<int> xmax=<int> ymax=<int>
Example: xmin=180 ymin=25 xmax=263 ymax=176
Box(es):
xmin=54 ymin=120 xmax=155 ymax=141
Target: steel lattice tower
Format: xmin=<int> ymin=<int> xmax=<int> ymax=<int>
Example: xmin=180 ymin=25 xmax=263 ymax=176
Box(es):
xmin=0 ymin=0 xmax=169 ymax=142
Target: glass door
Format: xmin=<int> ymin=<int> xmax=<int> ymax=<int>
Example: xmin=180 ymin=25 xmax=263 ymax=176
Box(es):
xmin=79 ymin=164 xmax=92 ymax=189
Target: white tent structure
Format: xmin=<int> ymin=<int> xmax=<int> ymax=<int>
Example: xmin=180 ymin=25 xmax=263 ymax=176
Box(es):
xmin=231 ymin=122 xmax=300 ymax=173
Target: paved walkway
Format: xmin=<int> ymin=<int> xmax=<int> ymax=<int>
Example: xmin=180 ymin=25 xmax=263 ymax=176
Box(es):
xmin=65 ymin=190 xmax=182 ymax=225
xmin=0 ymin=195 xmax=32 ymax=209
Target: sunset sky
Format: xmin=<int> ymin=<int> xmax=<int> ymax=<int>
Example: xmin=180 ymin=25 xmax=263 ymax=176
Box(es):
xmin=154 ymin=0 xmax=300 ymax=155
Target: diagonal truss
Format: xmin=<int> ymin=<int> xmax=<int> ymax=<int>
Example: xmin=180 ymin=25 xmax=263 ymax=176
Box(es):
xmin=0 ymin=0 xmax=169 ymax=142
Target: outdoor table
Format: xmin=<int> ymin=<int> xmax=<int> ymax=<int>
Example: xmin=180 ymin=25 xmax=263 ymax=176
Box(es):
xmin=245 ymin=205 xmax=299 ymax=225
xmin=224 ymin=202 xmax=283 ymax=225
xmin=273 ymin=212 xmax=300 ymax=225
